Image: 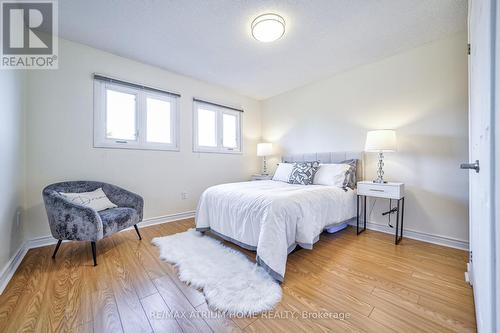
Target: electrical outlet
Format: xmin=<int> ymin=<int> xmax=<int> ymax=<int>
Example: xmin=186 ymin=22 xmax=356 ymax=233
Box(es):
xmin=181 ymin=192 xmax=188 ymax=200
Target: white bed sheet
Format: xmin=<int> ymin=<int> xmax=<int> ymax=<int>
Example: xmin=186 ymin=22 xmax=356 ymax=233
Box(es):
xmin=195 ymin=180 xmax=356 ymax=281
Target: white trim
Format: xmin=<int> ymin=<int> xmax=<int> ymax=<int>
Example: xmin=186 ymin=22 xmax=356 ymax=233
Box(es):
xmin=130 ymin=210 xmax=196 ymax=229
xmin=348 ymin=220 xmax=469 ymax=250
xmin=23 ymin=210 xmax=197 ymax=250
xmin=0 ymin=210 xmax=195 ymax=295
xmin=0 ymin=245 xmax=29 ymax=296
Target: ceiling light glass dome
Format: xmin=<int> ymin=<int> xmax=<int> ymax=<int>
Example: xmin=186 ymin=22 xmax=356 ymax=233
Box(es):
xmin=251 ymin=13 xmax=285 ymax=42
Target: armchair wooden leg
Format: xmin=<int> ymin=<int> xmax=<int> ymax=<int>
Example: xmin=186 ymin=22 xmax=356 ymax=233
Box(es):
xmin=52 ymin=240 xmax=62 ymax=259
xmin=134 ymin=224 xmax=142 ymax=240
xmin=91 ymin=242 xmax=97 ymax=266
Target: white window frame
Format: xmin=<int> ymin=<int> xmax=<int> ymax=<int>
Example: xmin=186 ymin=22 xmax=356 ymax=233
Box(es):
xmin=94 ymin=80 xmax=180 ymax=151
xmin=193 ymin=100 xmax=242 ymax=154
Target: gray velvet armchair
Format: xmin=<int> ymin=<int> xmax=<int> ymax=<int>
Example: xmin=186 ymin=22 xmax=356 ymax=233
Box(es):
xmin=42 ymin=181 xmax=144 ymax=266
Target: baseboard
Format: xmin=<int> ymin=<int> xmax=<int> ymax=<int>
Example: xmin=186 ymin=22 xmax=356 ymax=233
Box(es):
xmin=348 ymin=220 xmax=469 ymax=250
xmin=0 ymin=210 xmax=196 ymax=294
xmin=23 ymin=210 xmax=197 ymax=249
xmin=134 ymin=210 xmax=196 ymax=229
xmin=0 ymin=245 xmax=29 ymax=295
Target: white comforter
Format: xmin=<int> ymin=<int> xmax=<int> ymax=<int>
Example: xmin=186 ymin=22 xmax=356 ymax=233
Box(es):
xmin=195 ymin=180 xmax=356 ymax=281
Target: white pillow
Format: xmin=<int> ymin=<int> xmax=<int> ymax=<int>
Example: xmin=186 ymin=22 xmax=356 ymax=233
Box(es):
xmin=60 ymin=188 xmax=117 ymax=211
xmin=313 ymin=163 xmax=351 ymax=187
xmin=272 ymin=163 xmax=294 ymax=182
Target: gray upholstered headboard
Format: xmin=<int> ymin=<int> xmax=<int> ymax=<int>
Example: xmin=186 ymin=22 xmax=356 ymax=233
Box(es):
xmin=282 ymin=151 xmax=365 ymax=181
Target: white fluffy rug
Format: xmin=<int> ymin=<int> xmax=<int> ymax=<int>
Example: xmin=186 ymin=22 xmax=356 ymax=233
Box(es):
xmin=152 ymin=229 xmax=282 ymax=315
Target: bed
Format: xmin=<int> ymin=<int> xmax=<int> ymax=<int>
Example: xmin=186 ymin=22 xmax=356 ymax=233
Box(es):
xmin=196 ymin=151 xmax=364 ymax=282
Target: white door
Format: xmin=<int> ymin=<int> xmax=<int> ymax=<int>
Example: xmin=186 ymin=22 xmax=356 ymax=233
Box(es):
xmin=466 ymin=0 xmax=496 ymax=331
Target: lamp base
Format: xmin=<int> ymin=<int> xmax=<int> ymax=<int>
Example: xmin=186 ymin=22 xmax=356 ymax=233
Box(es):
xmin=261 ymin=156 xmax=268 ymax=175
xmin=373 ymin=152 xmax=387 ymax=183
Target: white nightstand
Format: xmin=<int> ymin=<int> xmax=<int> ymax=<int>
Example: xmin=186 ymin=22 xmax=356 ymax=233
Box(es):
xmin=356 ymin=181 xmax=405 ymax=244
xmin=251 ymin=174 xmax=273 ymax=181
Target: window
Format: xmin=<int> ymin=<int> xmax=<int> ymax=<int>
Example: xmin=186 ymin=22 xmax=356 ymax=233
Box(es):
xmin=193 ymin=100 xmax=242 ymax=153
xmin=105 ymin=89 xmax=137 ymax=141
xmin=94 ymin=77 xmax=180 ymax=151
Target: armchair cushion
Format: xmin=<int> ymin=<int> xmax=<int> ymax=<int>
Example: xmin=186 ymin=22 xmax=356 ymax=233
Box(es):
xmin=99 ymin=207 xmax=140 ymax=237
xmin=101 ymin=184 xmax=144 ymax=220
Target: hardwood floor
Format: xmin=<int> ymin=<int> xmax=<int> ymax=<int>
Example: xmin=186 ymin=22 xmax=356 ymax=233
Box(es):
xmin=0 ymin=218 xmax=476 ymax=332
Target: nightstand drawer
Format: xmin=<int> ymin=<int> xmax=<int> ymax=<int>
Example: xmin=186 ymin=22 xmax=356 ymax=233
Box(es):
xmin=357 ymin=182 xmax=404 ymax=199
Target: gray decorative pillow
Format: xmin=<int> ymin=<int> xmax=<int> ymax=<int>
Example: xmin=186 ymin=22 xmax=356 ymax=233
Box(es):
xmin=340 ymin=159 xmax=358 ymax=190
xmin=288 ymin=161 xmax=320 ymax=185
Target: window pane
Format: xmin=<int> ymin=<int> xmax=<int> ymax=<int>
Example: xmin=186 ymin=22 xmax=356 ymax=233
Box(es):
xmin=147 ymin=97 xmax=171 ymax=143
xmin=106 ymin=89 xmax=136 ymax=140
xmin=197 ymin=108 xmax=217 ymax=147
xmin=223 ymin=113 xmax=237 ymax=148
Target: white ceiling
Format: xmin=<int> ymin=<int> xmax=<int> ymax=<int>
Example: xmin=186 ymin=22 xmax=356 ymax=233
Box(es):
xmin=59 ymin=0 xmax=467 ymax=100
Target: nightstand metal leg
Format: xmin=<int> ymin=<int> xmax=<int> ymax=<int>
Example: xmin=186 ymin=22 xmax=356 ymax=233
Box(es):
xmin=394 ymin=198 xmax=405 ymax=245
xmin=400 ymin=197 xmax=405 ymax=240
xmin=364 ymin=196 xmax=367 ymax=232
xmin=356 ymin=195 xmax=359 ymax=234
xmin=356 ymin=195 xmax=366 ymax=235
xmin=395 ymin=199 xmax=400 ymax=244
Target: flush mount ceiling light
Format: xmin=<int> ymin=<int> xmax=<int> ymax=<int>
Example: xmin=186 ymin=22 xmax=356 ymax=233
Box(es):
xmin=251 ymin=13 xmax=285 ymax=42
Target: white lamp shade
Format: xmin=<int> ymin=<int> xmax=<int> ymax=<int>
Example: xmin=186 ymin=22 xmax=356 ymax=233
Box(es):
xmin=257 ymin=143 xmax=273 ymax=156
xmin=365 ymin=130 xmax=397 ymax=152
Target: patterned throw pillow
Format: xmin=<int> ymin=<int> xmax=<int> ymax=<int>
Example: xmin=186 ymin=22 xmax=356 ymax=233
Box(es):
xmin=60 ymin=188 xmax=117 ymax=211
xmin=340 ymin=159 xmax=358 ymax=190
xmin=288 ymin=161 xmax=320 ymax=185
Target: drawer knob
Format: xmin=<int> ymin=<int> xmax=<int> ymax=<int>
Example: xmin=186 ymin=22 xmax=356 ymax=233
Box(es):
xmin=369 ymin=189 xmax=384 ymax=192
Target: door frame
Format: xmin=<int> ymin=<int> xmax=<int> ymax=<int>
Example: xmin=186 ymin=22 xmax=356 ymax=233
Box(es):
xmin=494 ymin=2 xmax=500 ymax=331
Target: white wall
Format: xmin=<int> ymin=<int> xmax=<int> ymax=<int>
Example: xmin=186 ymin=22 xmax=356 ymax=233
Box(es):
xmin=0 ymin=71 xmax=26 ymax=269
xmin=22 ymin=33 xmax=469 ymax=245
xmin=262 ymin=33 xmax=469 ymax=243
xmin=24 ymin=39 xmax=262 ymax=240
